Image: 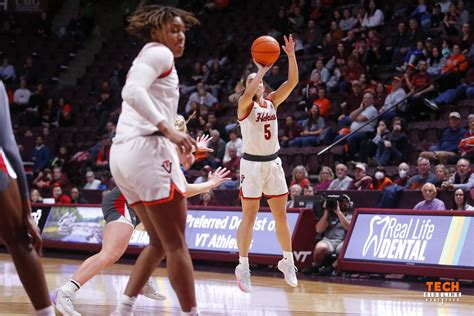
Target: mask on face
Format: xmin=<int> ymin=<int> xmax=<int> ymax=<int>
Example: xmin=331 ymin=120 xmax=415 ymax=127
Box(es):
xmin=399 ymin=170 xmax=407 ymax=179
xmin=375 ymin=171 xmax=384 ymax=180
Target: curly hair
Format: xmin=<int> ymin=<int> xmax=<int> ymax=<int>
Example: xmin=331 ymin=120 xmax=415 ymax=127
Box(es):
xmin=126 ymin=5 xmax=199 ymax=41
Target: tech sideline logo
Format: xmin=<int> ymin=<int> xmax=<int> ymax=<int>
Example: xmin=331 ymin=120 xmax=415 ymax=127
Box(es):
xmin=424 ymin=281 xmax=462 ymax=304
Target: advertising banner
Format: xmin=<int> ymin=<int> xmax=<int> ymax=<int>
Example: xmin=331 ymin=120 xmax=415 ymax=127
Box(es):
xmin=42 ymin=206 xmax=300 ymax=256
xmin=344 ymin=213 xmax=474 ymax=268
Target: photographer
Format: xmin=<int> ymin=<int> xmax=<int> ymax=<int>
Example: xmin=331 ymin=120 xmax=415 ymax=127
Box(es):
xmin=302 ymin=195 xmax=353 ymax=276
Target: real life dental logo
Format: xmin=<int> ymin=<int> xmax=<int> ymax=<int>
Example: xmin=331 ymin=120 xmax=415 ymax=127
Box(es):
xmin=362 ymin=216 xmax=435 ymax=261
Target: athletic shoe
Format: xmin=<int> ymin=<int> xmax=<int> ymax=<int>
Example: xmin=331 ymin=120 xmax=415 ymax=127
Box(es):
xmin=278 ymin=259 xmax=298 ymax=287
xmin=317 ymin=265 xmax=334 ymax=276
xmin=235 ymin=264 xmax=252 ymax=293
xmin=423 ymin=98 xmax=439 ymax=110
xmin=141 ymin=279 xmax=166 ymax=301
xmin=50 ymin=288 xmax=81 ymax=316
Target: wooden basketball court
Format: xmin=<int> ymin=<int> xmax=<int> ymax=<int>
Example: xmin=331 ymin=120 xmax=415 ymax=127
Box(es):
xmin=0 ymin=253 xmax=472 ymax=315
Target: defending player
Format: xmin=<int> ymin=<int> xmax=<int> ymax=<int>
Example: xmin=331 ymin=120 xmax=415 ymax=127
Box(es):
xmin=235 ymin=35 xmax=299 ymax=292
xmin=0 ymin=81 xmax=55 ymax=315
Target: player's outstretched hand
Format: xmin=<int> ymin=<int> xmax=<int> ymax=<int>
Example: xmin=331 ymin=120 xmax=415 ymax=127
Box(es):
xmin=208 ymin=167 xmax=231 ymax=188
xmin=282 ymin=34 xmax=295 ymax=57
xmin=195 ymin=134 xmax=214 ymax=153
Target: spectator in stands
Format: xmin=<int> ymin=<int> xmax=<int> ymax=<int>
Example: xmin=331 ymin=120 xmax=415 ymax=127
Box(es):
xmin=280 ymin=115 xmax=302 ymax=147
xmin=207 ymin=61 xmax=226 ymax=98
xmin=20 ymin=56 xmax=38 ymax=85
xmin=0 ymin=58 xmax=15 ymax=83
xmin=206 ymin=129 xmax=226 ymax=168
xmin=288 ymin=5 xmax=305 ymax=34
xmin=289 ymin=105 xmax=325 ymax=147
xmin=51 ymin=146 xmax=70 ymax=169
xmin=362 ymin=120 xmax=388 ymax=165
xmin=194 ymin=165 xmax=212 ymax=184
xmin=199 ymin=190 xmax=217 ymax=207
xmin=413 ymin=183 xmax=446 ymax=210
xmin=303 ymin=184 xmax=314 ymax=196
xmin=442 ymin=158 xmax=474 ymax=191
xmin=452 ymin=188 xmax=474 ymax=210
xmin=33 ymin=168 xmax=52 ymax=190
xmin=223 ymin=145 xmax=240 ymax=179
xmin=419 ymin=112 xmax=466 ymax=164
xmin=84 ymin=171 xmax=101 ymax=190
xmin=347 ymin=92 xmax=378 ymax=160
xmin=98 ymin=171 xmax=114 ymax=191
xmin=31 ymin=136 xmax=51 ymax=174
xmin=406 ymin=60 xmax=437 ymax=116
xmin=427 ymin=47 xmax=446 ymax=76
xmin=405 ymin=157 xmax=437 ymax=189
xmin=391 ymin=22 xmax=410 ymax=62
xmin=52 ymin=166 xmax=70 ymax=190
xmin=339 ymin=9 xmax=355 ymax=32
xmin=36 ymin=12 xmax=51 ymax=37
xmin=185 ymin=82 xmax=218 ymax=114
xmin=315 ymin=166 xmax=334 ymax=191
xmin=290 ymin=165 xmax=311 ymax=188
xmin=52 ymin=184 xmax=71 ymax=204
xmin=312 ymin=87 xmax=331 ymax=118
xmin=95 ymin=135 xmax=111 ymax=170
xmin=287 ymin=184 xmax=302 ymax=208
xmin=378 ymin=77 xmax=407 ymax=122
xmin=302 ymin=194 xmax=352 ymax=275
xmin=429 ymin=3 xmax=445 ymax=36
xmin=375 ymin=116 xmax=408 ymax=166
xmin=459 ymin=114 xmax=474 ymax=161
xmin=30 ymin=189 xmax=43 ymax=204
xmin=407 ymin=18 xmax=425 ymax=48
xmin=58 ymin=98 xmax=73 ymax=127
xmin=13 ymin=79 xmax=31 ymax=110
xmin=361 ymin=0 xmax=384 ymax=30
xmin=330 ymin=21 xmax=343 ymax=43
xmin=459 ymin=23 xmax=473 ymax=54
xmin=310 ymin=59 xmax=330 ymax=84
xmin=458 ymin=1 xmax=469 ymax=24
xmin=265 ymin=65 xmax=286 ymax=90
xmin=443 ymin=3 xmax=460 ymax=36
xmin=394 ymin=162 xmax=411 ymax=186
xmin=70 ymin=187 xmax=88 ymax=204
xmin=372 ymin=166 xmax=393 ymax=190
xmin=348 ymin=163 xmax=373 ymax=190
xmin=223 ymin=130 xmax=242 ymax=163
xmin=328 ymin=163 xmax=353 ymax=190
xmin=439 ymin=44 xmax=468 ymax=91
xmin=434 ymin=164 xmax=449 ymax=189
xmin=302 ymin=19 xmax=322 ymax=54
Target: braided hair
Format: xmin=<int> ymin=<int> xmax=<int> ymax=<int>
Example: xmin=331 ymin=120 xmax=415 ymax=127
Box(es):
xmin=126 ymin=5 xmax=199 ymax=41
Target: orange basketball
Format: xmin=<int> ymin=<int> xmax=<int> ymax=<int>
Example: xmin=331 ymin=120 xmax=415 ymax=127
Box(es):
xmin=251 ymin=36 xmax=280 ymax=66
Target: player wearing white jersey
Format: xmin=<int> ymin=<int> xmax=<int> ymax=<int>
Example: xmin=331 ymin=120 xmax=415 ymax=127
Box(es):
xmin=108 ymin=6 xmax=200 ymax=316
xmin=235 ymin=35 xmax=299 ymax=293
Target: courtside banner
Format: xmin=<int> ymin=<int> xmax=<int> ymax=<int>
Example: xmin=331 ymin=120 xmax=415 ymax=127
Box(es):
xmin=131 ymin=209 xmax=300 ymax=255
xmin=31 ymin=205 xmax=51 ymax=233
xmin=41 ymin=206 xmax=300 ymax=256
xmin=340 ymin=209 xmax=474 ymax=279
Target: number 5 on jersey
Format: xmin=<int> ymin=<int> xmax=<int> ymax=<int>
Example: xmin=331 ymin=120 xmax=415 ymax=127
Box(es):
xmin=264 ymin=123 xmax=271 ymax=140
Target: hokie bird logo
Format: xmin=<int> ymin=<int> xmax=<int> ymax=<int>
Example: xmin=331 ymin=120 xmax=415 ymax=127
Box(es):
xmin=162 ymin=160 xmax=172 ymax=173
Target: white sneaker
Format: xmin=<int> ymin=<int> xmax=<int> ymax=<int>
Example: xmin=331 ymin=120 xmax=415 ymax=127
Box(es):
xmin=50 ymin=288 xmax=81 ymax=316
xmin=141 ymin=279 xmax=166 ymax=301
xmin=235 ymin=264 xmax=252 ymax=293
xmin=278 ymin=259 xmax=298 ymax=287
xmin=423 ymin=98 xmax=439 ymax=110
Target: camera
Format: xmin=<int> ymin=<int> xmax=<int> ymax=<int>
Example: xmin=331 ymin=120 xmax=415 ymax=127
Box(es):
xmin=312 ymin=194 xmax=351 ymax=219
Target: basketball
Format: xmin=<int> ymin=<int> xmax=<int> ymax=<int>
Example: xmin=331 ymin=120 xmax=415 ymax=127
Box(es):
xmin=251 ymin=36 xmax=280 ymax=66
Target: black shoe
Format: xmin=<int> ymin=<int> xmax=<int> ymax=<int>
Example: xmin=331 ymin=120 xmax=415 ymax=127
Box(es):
xmin=302 ymin=265 xmax=320 ymax=275
xmin=317 ymin=265 xmax=334 ymax=276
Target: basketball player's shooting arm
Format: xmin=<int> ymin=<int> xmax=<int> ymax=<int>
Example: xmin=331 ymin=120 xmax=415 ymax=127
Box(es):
xmin=238 ymin=64 xmax=270 ymax=119
xmin=267 ymin=35 xmax=298 ymax=108
xmin=184 ymin=167 xmax=231 ymax=197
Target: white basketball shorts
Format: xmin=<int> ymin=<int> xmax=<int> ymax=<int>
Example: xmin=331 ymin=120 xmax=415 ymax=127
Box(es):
xmin=239 ymin=157 xmax=288 ymax=200
xmin=110 ymin=135 xmax=186 ymax=206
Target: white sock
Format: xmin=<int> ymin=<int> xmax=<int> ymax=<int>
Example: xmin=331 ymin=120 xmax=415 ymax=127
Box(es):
xmin=61 ymin=279 xmax=81 ymax=296
xmin=239 ymin=256 xmax=249 ymax=266
xmin=35 ymin=305 xmax=55 ymax=316
xmin=116 ymin=294 xmax=137 ymax=313
xmin=181 ymin=307 xmax=199 ymax=315
xmin=283 ymin=251 xmax=294 ymax=264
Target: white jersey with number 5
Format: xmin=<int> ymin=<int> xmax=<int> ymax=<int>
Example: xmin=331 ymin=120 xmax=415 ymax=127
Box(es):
xmin=238 ymin=99 xmax=279 ymax=156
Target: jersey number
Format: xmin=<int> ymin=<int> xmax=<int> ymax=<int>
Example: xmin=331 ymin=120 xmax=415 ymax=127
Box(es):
xmin=264 ymin=124 xmax=271 ymax=140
